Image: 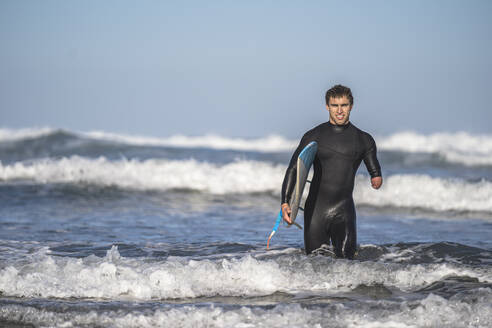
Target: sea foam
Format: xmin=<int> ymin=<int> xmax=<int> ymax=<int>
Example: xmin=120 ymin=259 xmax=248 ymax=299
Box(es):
xmin=0 ymin=246 xmax=489 ymax=301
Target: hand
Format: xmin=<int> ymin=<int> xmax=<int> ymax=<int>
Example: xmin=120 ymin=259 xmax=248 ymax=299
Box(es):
xmin=281 ymin=203 xmax=292 ymax=224
xmin=371 ymin=176 xmax=382 ymax=189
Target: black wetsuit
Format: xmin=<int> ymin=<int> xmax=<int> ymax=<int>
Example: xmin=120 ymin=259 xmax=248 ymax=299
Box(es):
xmin=281 ymin=121 xmax=381 ymax=258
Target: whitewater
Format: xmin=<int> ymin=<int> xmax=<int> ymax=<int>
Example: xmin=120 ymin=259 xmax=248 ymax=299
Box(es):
xmin=0 ymin=128 xmax=491 ymax=327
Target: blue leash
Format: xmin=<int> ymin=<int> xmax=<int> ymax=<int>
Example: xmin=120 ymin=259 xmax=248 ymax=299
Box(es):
xmin=267 ymin=209 xmax=302 ymax=249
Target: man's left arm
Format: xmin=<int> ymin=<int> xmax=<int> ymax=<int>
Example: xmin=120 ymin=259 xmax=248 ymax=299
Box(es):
xmin=363 ymin=134 xmax=382 ymax=189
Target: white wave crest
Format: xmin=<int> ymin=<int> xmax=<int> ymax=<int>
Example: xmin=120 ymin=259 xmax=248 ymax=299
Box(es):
xmin=2 ymin=128 xmax=492 ymax=166
xmin=85 ymin=131 xmax=297 ymax=152
xmin=0 ymin=246 xmax=489 ymax=301
xmin=0 ymin=127 xmax=55 ymax=142
xmin=1 ymin=157 xmax=492 ymax=213
xmin=377 ymin=131 xmax=492 ymax=166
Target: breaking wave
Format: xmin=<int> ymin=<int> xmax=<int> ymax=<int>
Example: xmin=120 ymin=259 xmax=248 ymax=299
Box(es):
xmin=1 ymin=157 xmax=491 ymax=213
xmin=378 ymin=131 xmax=492 ymax=166
xmin=0 ymin=157 xmax=284 ymax=194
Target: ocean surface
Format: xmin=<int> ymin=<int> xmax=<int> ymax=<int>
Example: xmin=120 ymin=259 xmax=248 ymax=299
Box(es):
xmin=0 ymin=127 xmax=491 ymax=328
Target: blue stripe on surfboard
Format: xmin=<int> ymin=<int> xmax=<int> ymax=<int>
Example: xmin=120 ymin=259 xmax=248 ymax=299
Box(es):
xmin=299 ymin=141 xmax=317 ymax=168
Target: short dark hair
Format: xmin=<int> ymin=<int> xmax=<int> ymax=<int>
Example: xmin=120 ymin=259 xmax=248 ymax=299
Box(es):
xmin=325 ymin=84 xmax=353 ymax=105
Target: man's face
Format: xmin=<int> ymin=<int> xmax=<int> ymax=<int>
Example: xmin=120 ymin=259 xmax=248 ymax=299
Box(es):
xmin=326 ymin=96 xmax=352 ymax=125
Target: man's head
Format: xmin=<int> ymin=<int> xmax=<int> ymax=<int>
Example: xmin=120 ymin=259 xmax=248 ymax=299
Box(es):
xmin=325 ymin=84 xmax=353 ymax=125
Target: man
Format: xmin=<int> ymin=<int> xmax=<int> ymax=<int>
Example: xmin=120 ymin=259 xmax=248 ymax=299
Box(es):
xmin=281 ymin=84 xmax=382 ymax=259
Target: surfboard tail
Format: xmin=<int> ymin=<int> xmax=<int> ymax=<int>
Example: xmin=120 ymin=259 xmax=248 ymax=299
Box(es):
xmin=266 ymin=230 xmax=275 ymax=249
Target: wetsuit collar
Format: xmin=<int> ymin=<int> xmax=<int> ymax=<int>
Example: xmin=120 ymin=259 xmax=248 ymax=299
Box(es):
xmin=328 ymin=121 xmax=351 ymax=133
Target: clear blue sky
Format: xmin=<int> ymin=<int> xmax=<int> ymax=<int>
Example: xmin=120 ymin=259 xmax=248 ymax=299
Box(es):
xmin=1 ymin=0 xmax=491 ymax=137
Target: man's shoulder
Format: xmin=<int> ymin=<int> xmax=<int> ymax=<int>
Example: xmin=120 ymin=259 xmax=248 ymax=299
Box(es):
xmin=350 ymin=123 xmax=377 ymax=151
xmin=350 ymin=122 xmax=375 ymax=140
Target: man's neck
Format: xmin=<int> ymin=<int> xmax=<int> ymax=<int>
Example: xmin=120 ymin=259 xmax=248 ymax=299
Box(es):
xmin=329 ymin=119 xmax=350 ymax=126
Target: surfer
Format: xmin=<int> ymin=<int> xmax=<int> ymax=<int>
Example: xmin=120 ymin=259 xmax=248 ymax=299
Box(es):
xmin=281 ymin=85 xmax=382 ymax=259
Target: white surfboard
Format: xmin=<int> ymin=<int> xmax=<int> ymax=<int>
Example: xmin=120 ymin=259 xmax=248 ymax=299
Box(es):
xmin=267 ymin=141 xmax=318 ymax=249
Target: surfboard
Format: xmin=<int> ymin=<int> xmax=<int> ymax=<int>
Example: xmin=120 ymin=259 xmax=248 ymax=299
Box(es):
xmin=267 ymin=141 xmax=318 ymax=249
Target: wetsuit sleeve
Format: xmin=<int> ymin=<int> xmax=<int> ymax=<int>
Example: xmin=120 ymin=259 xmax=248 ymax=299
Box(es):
xmin=362 ymin=134 xmax=382 ymax=178
xmin=281 ymin=132 xmax=313 ymax=205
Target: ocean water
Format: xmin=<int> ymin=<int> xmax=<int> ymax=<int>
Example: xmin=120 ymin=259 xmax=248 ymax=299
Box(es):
xmin=0 ymin=127 xmax=491 ymax=328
